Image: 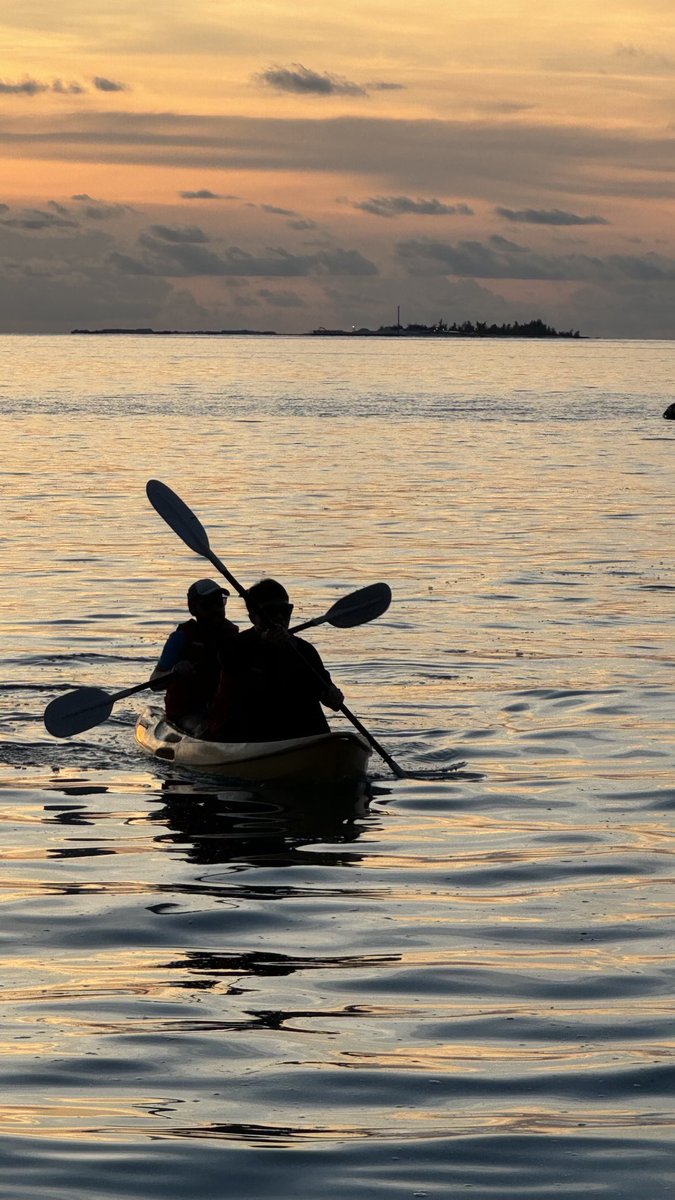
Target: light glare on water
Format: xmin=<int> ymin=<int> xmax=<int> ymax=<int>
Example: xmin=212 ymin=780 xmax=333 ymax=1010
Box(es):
xmin=0 ymin=335 xmax=674 ymax=1198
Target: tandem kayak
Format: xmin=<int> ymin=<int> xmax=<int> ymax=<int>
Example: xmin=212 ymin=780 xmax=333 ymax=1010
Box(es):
xmin=135 ymin=706 xmax=372 ymax=784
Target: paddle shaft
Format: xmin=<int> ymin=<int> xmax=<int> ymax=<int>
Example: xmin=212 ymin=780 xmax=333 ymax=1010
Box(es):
xmin=290 ymin=615 xmax=322 ymax=633
xmin=108 ymin=672 xmax=173 ymax=704
xmin=337 ymin=702 xmax=405 ymax=778
xmin=199 ymin=546 xmax=249 ymax=603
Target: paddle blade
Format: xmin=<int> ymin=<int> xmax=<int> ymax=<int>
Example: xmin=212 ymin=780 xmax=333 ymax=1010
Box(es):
xmin=146 ymin=479 xmax=210 ymax=557
xmin=44 ymin=687 xmax=115 ymax=738
xmin=326 ymin=582 xmax=392 ymax=628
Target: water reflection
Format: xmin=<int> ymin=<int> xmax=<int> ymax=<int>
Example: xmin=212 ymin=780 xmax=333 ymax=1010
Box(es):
xmin=150 ymin=776 xmax=380 ymax=867
xmin=162 ymin=947 xmax=400 ymax=985
xmin=43 ymin=803 xmax=93 ymax=826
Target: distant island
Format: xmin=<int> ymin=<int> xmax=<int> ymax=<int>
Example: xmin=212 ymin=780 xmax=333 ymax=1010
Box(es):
xmin=70 ymin=318 xmax=582 ymax=339
xmin=70 ymin=327 xmax=277 ymax=336
xmin=310 ymin=319 xmax=582 ymax=338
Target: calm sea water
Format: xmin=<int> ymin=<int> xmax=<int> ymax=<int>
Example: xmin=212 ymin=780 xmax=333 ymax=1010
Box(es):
xmin=1 ymin=335 xmax=674 ymax=1198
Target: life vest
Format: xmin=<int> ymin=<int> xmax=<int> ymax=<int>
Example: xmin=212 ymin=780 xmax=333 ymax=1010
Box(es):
xmin=207 ymin=629 xmax=330 ymax=742
xmin=165 ymin=618 xmax=237 ymax=724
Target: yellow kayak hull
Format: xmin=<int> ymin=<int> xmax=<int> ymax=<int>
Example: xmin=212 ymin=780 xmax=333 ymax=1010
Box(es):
xmin=135 ymin=707 xmax=372 ymax=784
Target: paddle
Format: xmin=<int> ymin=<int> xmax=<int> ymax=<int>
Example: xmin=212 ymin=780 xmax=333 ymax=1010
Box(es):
xmin=146 ymin=479 xmax=248 ymax=601
xmin=290 ymin=582 xmax=391 ymax=634
xmin=44 ymin=673 xmax=173 ymax=739
xmin=145 ymin=480 xmax=406 ymax=778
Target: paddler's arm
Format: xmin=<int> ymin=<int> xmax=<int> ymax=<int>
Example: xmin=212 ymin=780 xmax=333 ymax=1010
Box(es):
xmin=321 ymin=681 xmax=344 ymax=710
xmin=149 ymin=628 xmax=193 ymax=691
xmin=293 ymin=638 xmax=344 ymax=709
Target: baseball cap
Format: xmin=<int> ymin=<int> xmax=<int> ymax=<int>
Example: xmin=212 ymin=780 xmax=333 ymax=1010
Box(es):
xmin=187 ymin=578 xmax=230 ymax=604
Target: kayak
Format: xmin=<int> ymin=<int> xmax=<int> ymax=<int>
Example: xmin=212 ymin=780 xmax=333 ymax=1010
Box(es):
xmin=135 ymin=706 xmax=372 ymax=784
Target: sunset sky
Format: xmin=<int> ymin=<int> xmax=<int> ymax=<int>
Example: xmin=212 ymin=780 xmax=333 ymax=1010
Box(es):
xmin=3 ymin=1 xmax=675 ymax=336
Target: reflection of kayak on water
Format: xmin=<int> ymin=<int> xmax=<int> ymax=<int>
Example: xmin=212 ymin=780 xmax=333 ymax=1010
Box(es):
xmin=135 ymin=705 xmax=372 ymax=784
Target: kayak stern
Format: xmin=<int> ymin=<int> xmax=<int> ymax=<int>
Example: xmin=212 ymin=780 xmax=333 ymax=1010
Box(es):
xmin=135 ymin=707 xmax=372 ymax=784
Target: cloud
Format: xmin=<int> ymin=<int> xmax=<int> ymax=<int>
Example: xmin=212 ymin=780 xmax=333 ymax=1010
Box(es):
xmin=614 ymin=44 xmax=675 ymax=71
xmin=257 ymin=288 xmax=305 ymax=307
xmin=0 ymin=110 xmax=617 ymax=201
xmin=479 ymin=101 xmax=536 ymax=114
xmin=71 ymin=195 xmax=134 ymax=220
xmin=137 ymin=239 xmax=293 ymax=277
xmin=496 ymin=206 xmax=610 ymax=226
xmin=51 ymin=79 xmax=86 ymax=95
xmin=248 ymin=203 xmax=317 ymax=228
xmin=93 ymin=77 xmax=129 ymax=93
xmin=355 ymin=195 xmax=474 ymax=218
xmin=367 ymin=82 xmax=406 ymax=92
xmin=0 ymin=78 xmax=49 ymax=95
xmin=256 ymin=64 xmax=366 ymax=97
xmin=0 ymin=76 xmax=87 ymax=96
xmin=261 ymin=204 xmax=298 ymax=216
xmin=0 ymin=206 xmax=79 ymax=231
xmin=0 ymin=218 xmax=184 ymax=332
xmin=116 ymin=234 xmax=378 ymax=279
xmin=107 ymin=250 xmax=157 ymax=276
xmin=179 ymin=189 xmax=233 ymax=200
xmin=148 ymin=224 xmax=210 ymax=244
xmin=0 ymin=259 xmax=174 ymax=333
xmin=136 ymin=234 xmax=227 ymax=275
xmin=558 ymin=279 xmax=675 ymax=338
xmin=5 ymin=111 xmax=675 ymax=208
xmin=489 ymin=234 xmax=528 ymax=252
xmin=398 ymin=237 xmax=532 ymax=279
xmin=313 ymin=248 xmax=377 ymax=276
xmin=82 ymin=203 xmax=132 ymax=220
xmin=607 ymin=252 xmax=675 ymax=281
xmin=397 ymin=236 xmax=675 ymax=284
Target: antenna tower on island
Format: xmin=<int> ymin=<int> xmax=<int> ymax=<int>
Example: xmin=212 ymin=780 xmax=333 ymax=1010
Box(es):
xmin=396 ymin=305 xmax=401 ymax=333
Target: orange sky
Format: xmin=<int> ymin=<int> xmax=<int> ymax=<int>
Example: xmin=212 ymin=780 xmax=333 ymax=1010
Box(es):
xmin=2 ymin=1 xmax=675 ymax=334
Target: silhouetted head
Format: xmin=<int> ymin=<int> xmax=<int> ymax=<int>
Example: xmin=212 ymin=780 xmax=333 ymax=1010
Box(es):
xmin=187 ymin=578 xmax=230 ymax=623
xmin=246 ymin=578 xmax=294 ymax=629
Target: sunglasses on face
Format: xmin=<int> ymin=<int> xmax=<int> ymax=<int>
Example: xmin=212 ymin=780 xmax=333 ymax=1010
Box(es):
xmin=259 ymin=601 xmax=293 ymax=620
xmin=199 ymin=592 xmax=226 ymax=607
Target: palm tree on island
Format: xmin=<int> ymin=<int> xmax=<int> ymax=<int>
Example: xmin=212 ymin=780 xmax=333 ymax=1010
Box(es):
xmin=310 ymin=313 xmax=581 ymax=338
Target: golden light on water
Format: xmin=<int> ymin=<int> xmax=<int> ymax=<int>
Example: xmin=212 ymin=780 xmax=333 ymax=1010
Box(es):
xmin=0 ymin=335 xmax=673 ymax=1193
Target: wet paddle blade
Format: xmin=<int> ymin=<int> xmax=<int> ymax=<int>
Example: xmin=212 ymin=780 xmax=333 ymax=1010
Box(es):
xmin=146 ymin=479 xmax=210 ymax=557
xmin=327 ymin=582 xmax=392 ymax=628
xmin=44 ymin=687 xmax=115 ymax=738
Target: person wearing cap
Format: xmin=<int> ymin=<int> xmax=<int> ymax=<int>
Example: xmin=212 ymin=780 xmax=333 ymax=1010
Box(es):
xmin=206 ymin=578 xmax=343 ymax=742
xmin=150 ymin=579 xmax=238 ymax=733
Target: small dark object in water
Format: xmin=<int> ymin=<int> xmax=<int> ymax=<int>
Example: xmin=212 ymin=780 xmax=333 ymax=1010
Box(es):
xmin=663 ymin=403 xmax=675 ymax=419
